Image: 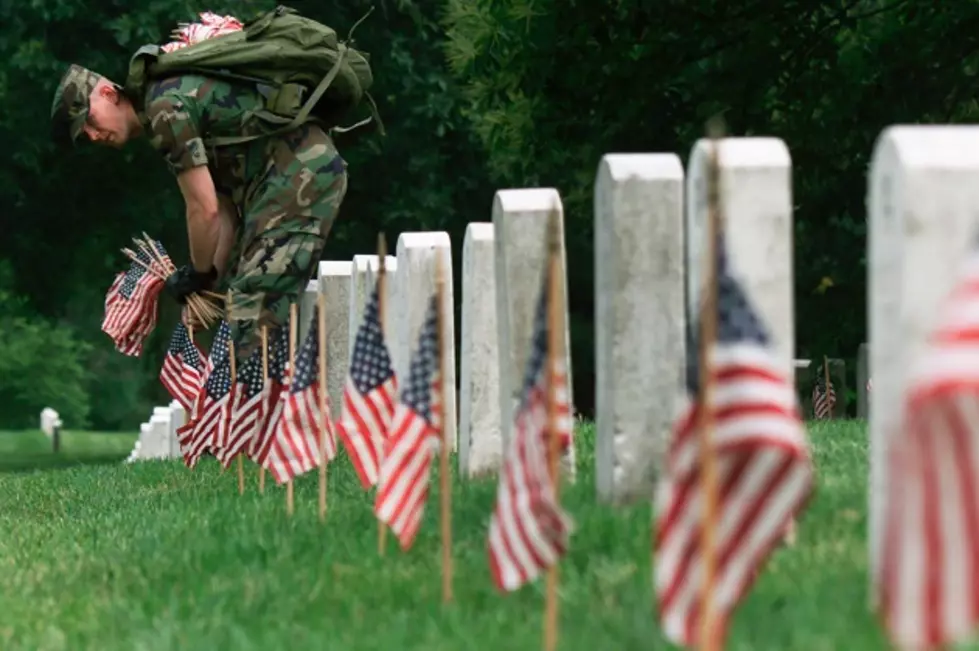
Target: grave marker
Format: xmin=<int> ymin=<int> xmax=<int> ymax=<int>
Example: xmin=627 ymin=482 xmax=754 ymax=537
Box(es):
xmin=318 ymin=261 xmax=354 ymax=418
xmin=459 ymin=222 xmax=502 ymax=477
xmin=866 ymin=124 xmax=979 ymax=604
xmin=492 ymin=188 xmax=575 ymax=479
xmin=594 ymin=153 xmax=685 ymax=504
xmin=394 ymin=232 xmax=457 ymax=450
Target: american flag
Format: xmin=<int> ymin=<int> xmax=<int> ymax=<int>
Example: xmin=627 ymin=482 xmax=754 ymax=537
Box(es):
xmin=177 ymin=321 xmax=232 ymax=467
xmin=265 ymin=312 xmax=335 ymax=484
xmin=214 ymin=348 xmax=264 ymax=468
xmin=248 ymin=325 xmax=291 ymax=466
xmin=653 ymin=232 xmax=814 ymax=647
xmin=487 ymin=269 xmax=573 ymax=592
xmin=102 ymin=244 xmax=167 ymax=356
xmin=812 ymin=371 xmax=836 ymax=420
xmin=877 ymin=246 xmax=979 ymax=649
xmin=160 ymin=322 xmax=205 ymax=411
xmin=374 ymin=294 xmax=441 ymax=551
xmin=337 ymin=285 xmax=398 ymax=489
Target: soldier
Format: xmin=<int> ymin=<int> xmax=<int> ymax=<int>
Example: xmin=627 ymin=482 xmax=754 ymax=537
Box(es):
xmin=49 ymin=64 xmax=348 ymax=362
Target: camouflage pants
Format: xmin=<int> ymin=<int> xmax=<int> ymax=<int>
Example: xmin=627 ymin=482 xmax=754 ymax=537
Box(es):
xmin=221 ymin=123 xmax=348 ymax=365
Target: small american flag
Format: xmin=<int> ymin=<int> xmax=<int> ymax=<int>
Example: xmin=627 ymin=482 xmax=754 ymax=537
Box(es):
xmin=178 ymin=321 xmax=232 ymax=467
xmin=337 ymin=285 xmax=398 ymax=489
xmin=160 ymin=322 xmax=205 ymax=411
xmin=102 ymin=244 xmax=167 ymax=356
xmin=878 ymin=247 xmax=979 ymax=649
xmin=487 ymin=270 xmax=573 ymax=592
xmin=214 ymin=348 xmax=264 ymax=468
xmin=812 ymin=372 xmax=837 ymax=420
xmin=265 ymin=312 xmax=335 ymax=484
xmin=374 ymin=294 xmax=441 ymax=551
xmin=248 ymin=326 xmax=291 ymax=466
xmin=654 ymin=232 xmax=813 ymax=647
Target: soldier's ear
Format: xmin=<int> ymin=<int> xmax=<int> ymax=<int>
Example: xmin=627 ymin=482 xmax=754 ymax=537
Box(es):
xmin=99 ymin=83 xmax=119 ymax=103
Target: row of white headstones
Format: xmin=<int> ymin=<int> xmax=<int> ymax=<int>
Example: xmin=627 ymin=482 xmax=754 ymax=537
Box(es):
xmin=100 ymin=124 xmax=962 ymax=590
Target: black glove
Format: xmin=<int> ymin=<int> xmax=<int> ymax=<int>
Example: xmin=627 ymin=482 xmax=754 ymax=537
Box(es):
xmin=164 ymin=265 xmax=217 ymax=304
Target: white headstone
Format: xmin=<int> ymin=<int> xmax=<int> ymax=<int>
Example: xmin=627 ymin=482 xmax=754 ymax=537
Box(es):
xmin=136 ymin=422 xmax=152 ymax=461
xmin=492 ymin=188 xmax=575 ymax=479
xmin=459 ymin=222 xmax=502 ymax=477
xmin=168 ymin=400 xmax=186 ymax=459
xmin=349 ymin=254 xmax=397 ymax=351
xmin=594 ymin=153 xmax=685 ymax=504
xmin=318 ymin=261 xmax=353 ymax=418
xmin=866 ymin=124 xmax=979 ymax=605
xmin=149 ymin=411 xmax=171 ymax=459
xmin=40 ymin=407 xmax=59 ymax=438
xmin=686 ymin=137 xmax=794 ymax=373
xmin=394 ymin=231 xmax=457 ymax=450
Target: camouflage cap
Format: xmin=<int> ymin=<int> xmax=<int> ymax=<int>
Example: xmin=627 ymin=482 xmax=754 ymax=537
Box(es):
xmin=50 ymin=64 xmax=104 ymax=145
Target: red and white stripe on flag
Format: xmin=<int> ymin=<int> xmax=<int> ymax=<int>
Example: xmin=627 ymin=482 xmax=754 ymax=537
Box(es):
xmin=264 ymin=383 xmax=331 ymax=485
xmin=878 ymin=253 xmax=979 ymax=649
xmin=374 ymin=372 xmax=441 ymax=551
xmin=487 ymin=357 xmax=573 ymax=592
xmin=337 ymin=373 xmax=398 ymax=489
xmin=654 ymin=343 xmax=813 ymax=647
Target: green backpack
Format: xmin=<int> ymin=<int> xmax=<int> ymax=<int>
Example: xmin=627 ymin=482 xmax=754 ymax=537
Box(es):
xmin=123 ymin=5 xmax=383 ymax=148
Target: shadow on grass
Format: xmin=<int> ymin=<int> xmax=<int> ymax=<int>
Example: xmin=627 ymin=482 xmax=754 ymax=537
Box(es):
xmin=0 ymin=453 xmax=129 ymax=474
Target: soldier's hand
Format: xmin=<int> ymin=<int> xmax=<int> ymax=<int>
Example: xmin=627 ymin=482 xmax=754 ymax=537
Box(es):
xmin=165 ymin=265 xmax=217 ymax=304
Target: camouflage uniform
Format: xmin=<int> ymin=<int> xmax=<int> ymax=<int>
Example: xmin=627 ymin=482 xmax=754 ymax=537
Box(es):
xmin=50 ymin=65 xmax=348 ymax=364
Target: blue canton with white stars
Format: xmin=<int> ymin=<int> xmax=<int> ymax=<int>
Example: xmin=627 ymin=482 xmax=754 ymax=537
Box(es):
xmin=167 ymin=322 xmax=202 ymax=370
xmin=685 ymin=231 xmax=771 ymax=396
xmin=350 ymin=286 xmax=395 ymax=395
xmin=236 ymin=349 xmax=265 ymax=399
xmin=120 ymin=241 xmax=167 ymax=299
xmin=291 ymin=315 xmax=321 ymax=393
xmin=401 ymin=294 xmax=439 ymax=424
xmin=209 ymin=321 xmax=232 ymax=368
xmin=519 ymin=273 xmax=550 ymax=411
xmin=268 ymin=326 xmax=290 ymax=383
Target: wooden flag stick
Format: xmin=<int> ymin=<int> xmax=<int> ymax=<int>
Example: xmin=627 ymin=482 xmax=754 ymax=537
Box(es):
xmin=287 ymin=302 xmax=297 ymax=516
xmin=543 ymin=207 xmax=564 ymax=651
xmin=697 ymin=117 xmax=725 ymax=651
xmin=317 ymin=290 xmax=329 ymax=522
xmin=259 ymin=325 xmax=269 ymax=493
xmin=227 ymin=290 xmax=244 ymax=495
xmin=435 ymin=250 xmax=453 ymax=604
xmin=823 ymin=355 xmax=832 ymax=419
xmin=377 ymin=232 xmax=389 ymax=557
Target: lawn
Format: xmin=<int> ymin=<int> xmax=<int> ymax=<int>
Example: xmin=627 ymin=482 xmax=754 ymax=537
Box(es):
xmin=0 ymin=421 xmax=938 ymax=650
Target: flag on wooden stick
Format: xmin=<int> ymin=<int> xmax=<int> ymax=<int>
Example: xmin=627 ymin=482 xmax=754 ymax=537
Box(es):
xmin=487 ymin=267 xmax=574 ymax=592
xmin=264 ymin=310 xmax=335 ymax=485
xmin=877 ymin=244 xmax=979 ymax=650
xmin=248 ymin=326 xmax=291 ymax=465
xmin=160 ymin=322 xmax=205 ymax=411
xmin=653 ymin=232 xmax=814 ymax=647
xmin=812 ymin=371 xmax=837 ymax=420
xmin=337 ymin=284 xmax=398 ymax=489
xmin=374 ymin=294 xmax=441 ymax=550
xmin=177 ymin=321 xmax=232 ymax=467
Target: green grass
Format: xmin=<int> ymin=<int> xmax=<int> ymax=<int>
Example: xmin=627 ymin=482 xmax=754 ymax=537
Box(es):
xmin=0 ymin=421 xmax=944 ymax=650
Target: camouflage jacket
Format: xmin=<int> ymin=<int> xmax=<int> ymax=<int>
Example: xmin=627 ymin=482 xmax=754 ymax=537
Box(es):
xmin=137 ymin=74 xmax=272 ymax=215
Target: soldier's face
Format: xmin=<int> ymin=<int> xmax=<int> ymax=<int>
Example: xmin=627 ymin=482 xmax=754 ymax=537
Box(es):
xmin=82 ymin=84 xmax=135 ymax=148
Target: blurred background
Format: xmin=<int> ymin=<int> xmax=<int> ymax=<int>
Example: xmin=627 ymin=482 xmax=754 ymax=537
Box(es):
xmin=1 ymin=0 xmax=972 ymax=432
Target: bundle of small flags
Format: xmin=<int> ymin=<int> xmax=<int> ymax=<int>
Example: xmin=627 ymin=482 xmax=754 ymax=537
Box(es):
xmin=103 ymin=234 xmax=223 ymax=356
xmin=161 ymin=11 xmax=243 ymax=53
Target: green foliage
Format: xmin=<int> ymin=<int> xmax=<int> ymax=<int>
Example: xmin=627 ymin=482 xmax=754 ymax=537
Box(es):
xmin=0 ymin=261 xmax=92 ymax=429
